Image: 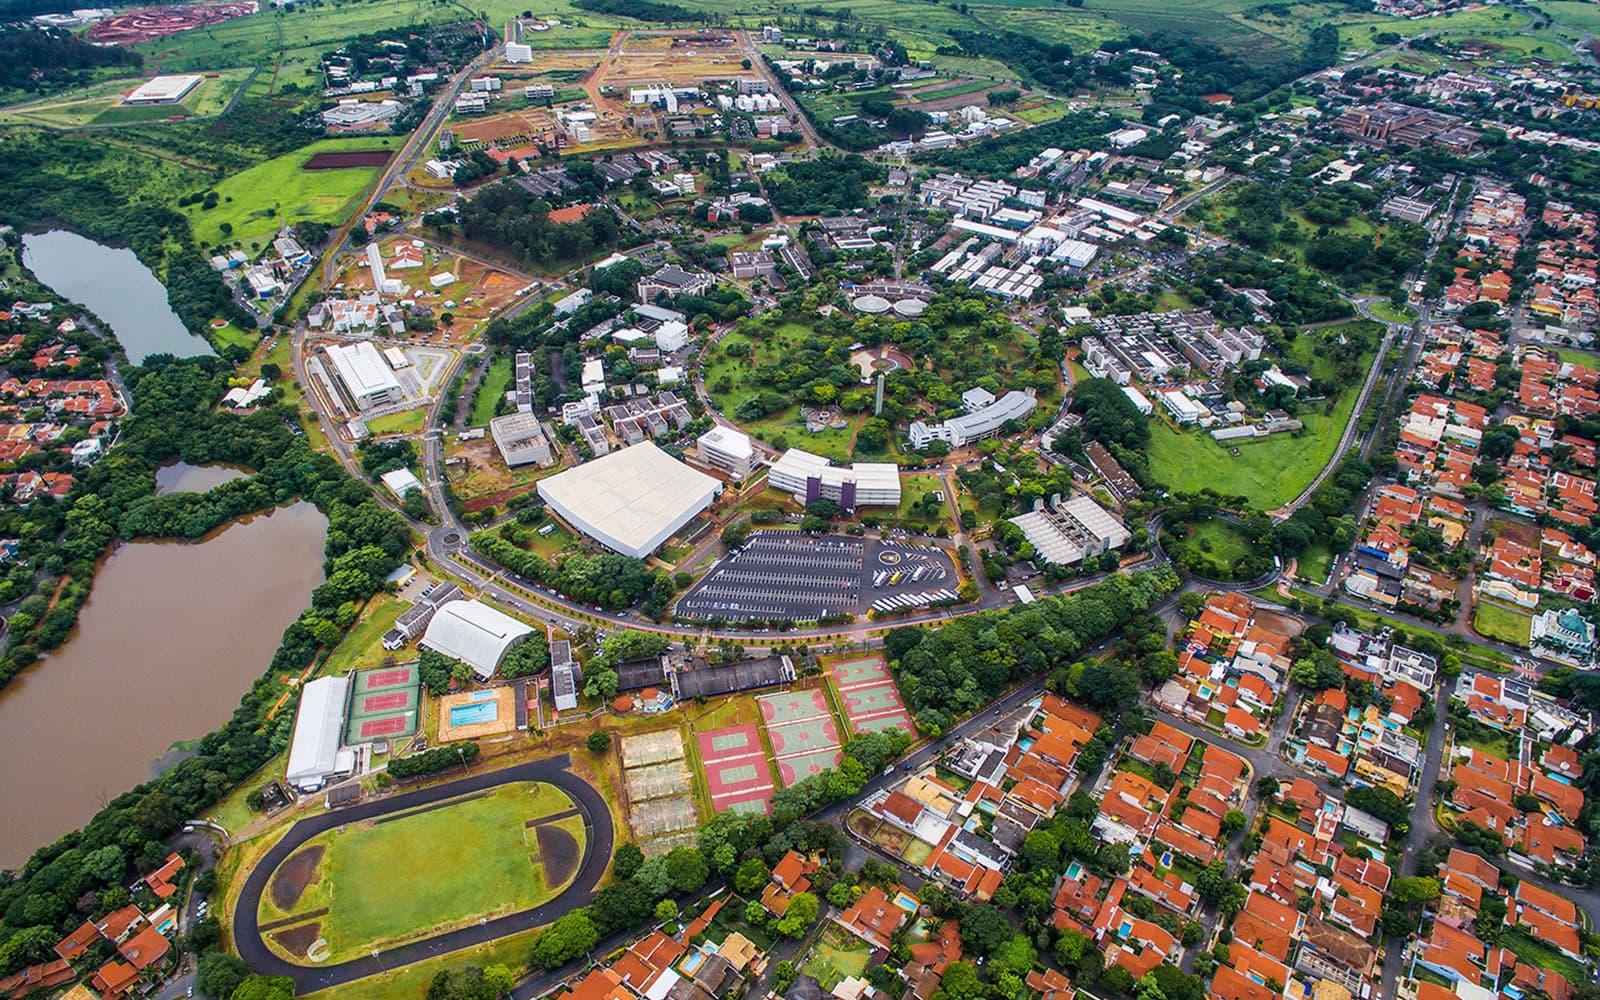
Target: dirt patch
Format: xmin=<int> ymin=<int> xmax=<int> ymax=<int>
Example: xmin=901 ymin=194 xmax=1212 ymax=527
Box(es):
xmin=269 ymin=845 xmax=325 ymax=911
xmin=536 ymin=823 xmax=580 ymax=887
xmin=272 ymin=921 xmax=322 ymax=958
xmin=305 ymin=150 xmax=393 ymax=170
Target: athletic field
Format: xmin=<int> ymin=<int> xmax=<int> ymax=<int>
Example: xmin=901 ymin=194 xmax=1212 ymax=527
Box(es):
xmin=696 ymin=724 xmax=774 ymax=813
xmin=757 ymin=689 xmax=843 ymax=788
xmin=257 ymin=781 xmax=581 ymax=964
xmin=828 ymin=655 xmax=915 ymax=736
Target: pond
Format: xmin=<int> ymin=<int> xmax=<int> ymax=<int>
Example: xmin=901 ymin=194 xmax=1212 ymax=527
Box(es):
xmin=156 ymin=461 xmax=252 ymax=495
xmin=0 ymin=502 xmax=327 ymax=865
xmin=21 ymin=229 xmax=216 ymax=364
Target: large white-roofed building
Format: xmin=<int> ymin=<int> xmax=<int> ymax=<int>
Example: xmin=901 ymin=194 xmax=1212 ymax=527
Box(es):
xmin=767 ymin=448 xmax=900 ymax=509
xmin=697 ymin=426 xmax=754 ymax=480
xmin=1007 ymin=494 xmax=1131 ymax=567
xmin=325 ymin=341 xmax=403 ymax=411
xmin=124 ymin=74 xmax=203 ymax=105
xmin=537 ymin=442 xmax=720 ymax=558
xmin=420 ymin=599 xmax=536 ymax=680
xmin=490 ymin=411 xmax=554 ymax=467
xmin=909 ymin=389 xmax=1036 ymax=450
xmin=285 ymin=675 xmax=356 ymax=791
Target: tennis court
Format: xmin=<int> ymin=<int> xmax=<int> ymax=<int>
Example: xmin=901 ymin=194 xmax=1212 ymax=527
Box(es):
xmin=345 ymin=664 xmax=420 ymax=744
xmin=829 ymin=655 xmax=915 ymax=736
xmin=757 ymin=689 xmax=830 ymax=725
xmin=697 ymin=724 xmax=774 ymax=813
xmin=777 ymin=748 xmax=844 ymax=785
xmin=767 ymin=717 xmax=841 ymax=756
xmin=621 ymin=729 xmax=686 ymax=769
xmin=625 ymin=760 xmax=691 ymax=802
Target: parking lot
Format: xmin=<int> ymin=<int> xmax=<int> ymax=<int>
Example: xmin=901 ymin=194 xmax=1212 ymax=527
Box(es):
xmin=676 ymin=531 xmax=963 ymax=623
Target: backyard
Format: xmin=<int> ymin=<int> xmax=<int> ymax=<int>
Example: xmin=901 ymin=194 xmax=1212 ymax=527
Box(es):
xmin=800 ymin=926 xmax=872 ymax=990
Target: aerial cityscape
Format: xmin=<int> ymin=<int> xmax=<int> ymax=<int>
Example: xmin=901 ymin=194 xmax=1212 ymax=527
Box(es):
xmin=0 ymin=1 xmax=1597 ymax=1000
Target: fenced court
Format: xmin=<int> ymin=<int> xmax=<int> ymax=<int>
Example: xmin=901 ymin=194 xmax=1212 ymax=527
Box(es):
xmin=697 ymin=724 xmax=774 ymax=813
xmin=757 ymin=689 xmax=843 ymax=788
xmin=828 ymin=654 xmax=916 ymax=737
xmin=344 ymin=665 xmax=420 ymax=744
xmin=620 ymin=728 xmax=700 ymax=854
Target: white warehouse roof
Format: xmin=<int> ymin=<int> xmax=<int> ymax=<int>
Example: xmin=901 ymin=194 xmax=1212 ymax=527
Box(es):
xmin=285 ymin=675 xmax=353 ymax=790
xmin=537 ymin=441 xmax=720 ymax=559
xmin=421 ymin=599 xmax=535 ymax=679
xmin=327 ymin=341 xmax=402 ymax=399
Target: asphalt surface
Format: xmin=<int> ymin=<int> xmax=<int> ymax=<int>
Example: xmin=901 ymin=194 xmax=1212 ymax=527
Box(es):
xmin=231 ymin=755 xmax=613 ymax=993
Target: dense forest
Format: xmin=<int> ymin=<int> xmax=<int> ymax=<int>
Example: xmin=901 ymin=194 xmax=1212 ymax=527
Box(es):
xmin=0 ymin=359 xmax=407 ymax=969
xmin=0 ymin=26 xmax=141 ymax=93
xmin=572 ymin=0 xmax=708 ymax=22
xmin=453 ymin=181 xmax=622 ymax=268
xmin=472 ymin=530 xmax=678 ymax=616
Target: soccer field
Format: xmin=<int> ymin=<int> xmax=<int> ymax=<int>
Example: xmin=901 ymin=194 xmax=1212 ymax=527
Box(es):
xmin=259 ymin=781 xmax=583 ymax=963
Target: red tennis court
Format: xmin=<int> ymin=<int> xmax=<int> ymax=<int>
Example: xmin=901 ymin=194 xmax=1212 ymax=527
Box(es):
xmin=363 ymin=667 xmax=412 ymax=690
xmin=359 ymin=716 xmax=408 ymax=738
xmin=362 ymin=692 xmax=409 ymax=712
xmin=699 ymin=724 xmax=775 ymax=814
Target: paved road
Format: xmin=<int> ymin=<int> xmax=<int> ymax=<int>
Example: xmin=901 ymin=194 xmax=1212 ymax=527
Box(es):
xmin=231 ymin=755 xmax=614 ymax=994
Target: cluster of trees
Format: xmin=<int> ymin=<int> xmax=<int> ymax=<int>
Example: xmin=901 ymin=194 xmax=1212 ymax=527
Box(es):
xmin=472 ymin=532 xmax=677 ymax=614
xmin=579 ymin=630 xmax=670 ymax=700
xmin=501 ymin=634 xmax=550 ymax=679
xmin=0 ymin=25 xmax=142 ymax=94
xmin=418 ymin=648 xmax=474 ymax=695
xmin=764 ymin=155 xmax=882 ymax=214
xmin=884 ymin=567 xmax=1180 ymax=734
xmin=424 ymin=965 xmax=518 ymax=1000
xmin=390 ymin=742 xmax=481 ymax=780
xmin=0 ymin=360 xmax=407 ymax=946
xmin=453 ymin=182 xmax=621 ymax=268
xmin=1270 ymin=455 xmax=1372 ymax=562
xmin=1061 ymin=376 xmax=1154 ymax=487
xmin=1183 ymin=247 xmax=1353 ymax=327
xmin=572 ymin=0 xmax=707 ymax=21
xmin=942 ymin=31 xmax=1080 ymax=93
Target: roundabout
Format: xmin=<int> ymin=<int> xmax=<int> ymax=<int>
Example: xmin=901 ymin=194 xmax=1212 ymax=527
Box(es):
xmin=232 ymin=755 xmax=614 ymax=992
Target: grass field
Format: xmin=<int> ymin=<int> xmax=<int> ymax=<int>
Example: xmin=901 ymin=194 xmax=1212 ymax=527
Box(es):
xmin=1368 ymin=301 xmax=1418 ymax=324
xmin=181 ymin=137 xmax=395 ymax=249
xmin=800 ymin=928 xmax=872 ymax=990
xmin=321 ymin=596 xmax=405 ymax=678
xmin=1298 ymin=544 xmax=1333 ymax=585
xmin=1472 ymin=600 xmax=1532 ymax=647
xmin=365 ymin=408 xmax=428 ymax=436
xmin=260 ymin=782 xmax=581 ymax=964
xmin=1168 ymin=518 xmax=1258 ymax=579
xmin=1149 ymin=400 xmax=1351 ymax=510
xmin=471 ymin=356 xmax=514 ymax=427
xmin=1555 ymin=346 xmax=1600 ymax=368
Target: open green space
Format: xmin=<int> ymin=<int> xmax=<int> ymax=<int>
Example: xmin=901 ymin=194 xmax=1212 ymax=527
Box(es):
xmin=1367 ymin=301 xmax=1418 ymax=324
xmin=260 ymin=781 xmax=582 ymax=964
xmin=1297 ymin=544 xmax=1333 ymax=585
xmin=471 ymin=356 xmax=514 ymax=427
xmin=1149 ymin=403 xmax=1348 ymax=511
xmin=321 ymin=595 xmax=405 ymax=678
xmin=1472 ymin=600 xmax=1532 ymax=647
xmin=1334 ymin=6 xmax=1575 ymax=62
xmin=1502 ymin=930 xmax=1591 ymax=986
xmin=800 ymin=928 xmax=872 ymax=990
xmin=1164 ymin=517 xmax=1261 ymax=581
xmin=365 ymin=409 xmax=427 ymax=436
xmin=3 ymin=68 xmax=252 ymax=128
xmin=909 ymin=79 xmax=993 ymax=102
xmin=1555 ymin=347 xmax=1600 ymax=368
xmin=182 ymin=137 xmax=393 ymax=250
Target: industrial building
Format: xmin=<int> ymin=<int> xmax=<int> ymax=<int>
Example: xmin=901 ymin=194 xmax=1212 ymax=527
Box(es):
xmin=419 ymin=599 xmax=535 ymax=680
xmin=123 ymin=74 xmax=202 ymax=105
xmin=909 ymin=389 xmax=1036 ymax=450
xmin=1008 ymin=494 xmax=1132 ymax=567
xmin=324 ymin=341 xmax=403 ymax=411
xmin=697 ymin=426 xmax=754 ymax=480
xmin=536 ymin=442 xmax=721 ymax=558
xmin=489 ymin=411 xmax=554 ymax=467
xmin=767 ymin=448 xmax=901 ymax=509
xmin=285 ymin=675 xmax=356 ymax=791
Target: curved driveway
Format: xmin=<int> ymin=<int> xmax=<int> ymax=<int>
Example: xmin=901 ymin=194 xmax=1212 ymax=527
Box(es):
xmin=232 ymin=755 xmax=613 ymax=994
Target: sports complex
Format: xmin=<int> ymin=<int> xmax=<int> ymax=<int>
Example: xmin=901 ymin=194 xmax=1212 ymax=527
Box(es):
xmin=233 ymin=756 xmax=614 ymax=993
xmin=695 ymin=723 xmax=774 ymax=814
xmin=344 ymin=665 xmax=420 ymax=744
xmin=758 ymin=688 xmax=843 ymax=785
xmin=828 ymin=654 xmax=917 ymax=735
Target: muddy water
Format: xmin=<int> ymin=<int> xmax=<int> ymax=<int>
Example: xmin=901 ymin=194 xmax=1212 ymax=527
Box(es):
xmin=155 ymin=461 xmax=251 ymax=494
xmin=0 ymin=503 xmax=327 ymax=866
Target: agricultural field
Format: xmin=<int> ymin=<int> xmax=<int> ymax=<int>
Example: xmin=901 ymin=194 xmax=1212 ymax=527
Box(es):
xmin=256 ymin=782 xmax=584 ymax=964
xmin=181 ymin=138 xmax=395 ymax=249
xmin=1333 ymin=6 xmax=1576 ymax=63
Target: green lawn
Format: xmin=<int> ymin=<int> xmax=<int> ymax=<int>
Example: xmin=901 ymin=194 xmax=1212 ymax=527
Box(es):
xmin=1368 ymin=301 xmax=1418 ymax=324
xmin=801 ymin=929 xmax=872 ymax=990
xmin=1472 ymin=600 xmax=1532 ymax=647
xmin=1297 ymin=544 xmax=1333 ymax=585
xmin=182 ymin=137 xmax=395 ymax=250
xmin=365 ymin=408 xmax=427 ymax=436
xmin=322 ymin=596 xmax=405 ymax=678
xmin=1555 ymin=346 xmax=1600 ymax=368
xmin=261 ymin=782 xmax=581 ymax=963
xmin=1168 ymin=518 xmax=1258 ymax=579
xmin=1149 ymin=405 xmax=1348 ymax=510
xmin=471 ymin=356 xmax=514 ymax=427
xmin=1501 ymin=929 xmax=1592 ymax=986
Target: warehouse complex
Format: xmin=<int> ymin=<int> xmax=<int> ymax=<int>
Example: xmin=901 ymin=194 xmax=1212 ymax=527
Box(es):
xmin=537 ymin=442 xmax=721 ymax=558
xmin=1008 ymin=494 xmax=1132 ymax=567
xmin=420 ymin=599 xmax=535 ymax=679
xmin=768 ymin=448 xmax=901 ymax=509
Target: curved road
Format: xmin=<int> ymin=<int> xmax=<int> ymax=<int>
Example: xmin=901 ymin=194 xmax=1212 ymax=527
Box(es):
xmin=231 ymin=755 xmax=613 ymax=994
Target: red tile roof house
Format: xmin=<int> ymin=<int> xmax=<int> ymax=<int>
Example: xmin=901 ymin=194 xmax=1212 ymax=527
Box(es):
xmin=834 ymin=885 xmax=910 ymax=951
xmin=143 ymin=852 xmax=185 ymax=900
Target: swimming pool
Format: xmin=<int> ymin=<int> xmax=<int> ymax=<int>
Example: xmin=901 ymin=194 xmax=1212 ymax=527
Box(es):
xmin=468 ymin=689 xmax=496 ymax=703
xmin=679 ymin=943 xmax=717 ymax=975
xmin=893 ymin=891 xmax=919 ymax=915
xmin=449 ymin=700 xmax=499 ymax=727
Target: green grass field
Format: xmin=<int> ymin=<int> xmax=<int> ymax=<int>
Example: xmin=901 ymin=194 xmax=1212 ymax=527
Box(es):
xmin=1472 ymin=600 xmax=1532 ymax=647
xmin=801 ymin=929 xmax=872 ymax=990
xmin=261 ymin=782 xmax=582 ymax=964
xmin=1368 ymin=301 xmax=1418 ymax=324
xmin=472 ymin=356 xmax=514 ymax=427
xmin=1168 ymin=518 xmax=1257 ymax=579
xmin=1149 ymin=396 xmax=1354 ymax=511
xmin=182 ymin=137 xmax=394 ymax=250
xmin=365 ymin=408 xmax=427 ymax=435
xmin=1298 ymin=544 xmax=1333 ymax=585
xmin=321 ymin=596 xmax=405 ymax=678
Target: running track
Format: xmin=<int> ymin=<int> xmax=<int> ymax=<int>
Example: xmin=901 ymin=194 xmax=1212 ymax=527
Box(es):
xmin=231 ymin=755 xmax=614 ymax=993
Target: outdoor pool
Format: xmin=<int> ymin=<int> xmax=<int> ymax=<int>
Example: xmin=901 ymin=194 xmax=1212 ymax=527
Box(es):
xmin=449 ymin=701 xmax=499 ymax=727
